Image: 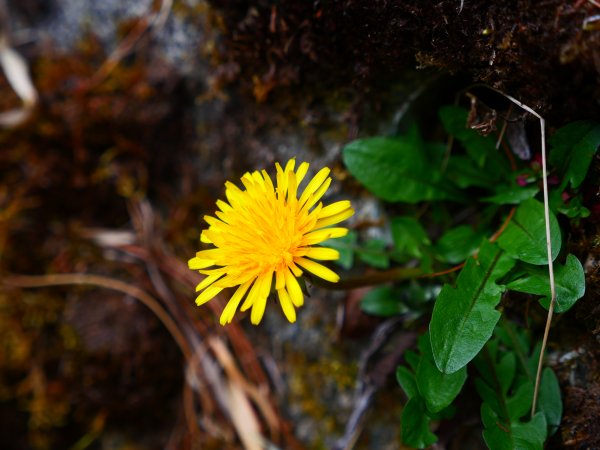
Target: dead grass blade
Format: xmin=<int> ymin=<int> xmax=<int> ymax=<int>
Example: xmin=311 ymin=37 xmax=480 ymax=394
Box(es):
xmin=465 ymin=85 xmax=555 ymax=418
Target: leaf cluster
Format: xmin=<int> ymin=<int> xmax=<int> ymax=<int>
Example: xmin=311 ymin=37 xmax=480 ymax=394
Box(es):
xmin=342 ymin=106 xmax=599 ymax=449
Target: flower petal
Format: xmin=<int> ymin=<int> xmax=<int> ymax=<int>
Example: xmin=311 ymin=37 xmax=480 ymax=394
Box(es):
xmin=319 ymin=200 xmax=352 ymax=218
xmin=296 ymin=161 xmax=309 ymax=185
xmin=219 ymin=280 xmax=252 ymax=325
xmin=195 ymin=273 xmax=224 ymax=292
xmin=315 ymin=207 xmax=355 ymax=229
xmin=251 ymin=295 xmax=268 ymax=324
xmin=304 ymin=247 xmax=340 ymax=260
xmin=275 ymin=269 xmax=285 ymax=290
xmin=188 ymin=256 xmax=214 ymax=270
xmin=301 ymin=227 xmax=348 ymax=245
xmin=284 ymin=269 xmax=304 ymax=307
xmin=299 ymin=167 xmax=330 ymax=206
xmin=277 ymin=288 xmax=296 ymax=323
xmin=302 ymin=177 xmax=331 ymax=211
xmin=250 ymin=272 xmax=273 ymax=325
xmin=195 ymin=285 xmax=223 ymax=306
xmin=240 ymin=276 xmax=262 ymax=312
xmin=295 ymin=257 xmax=340 ymax=283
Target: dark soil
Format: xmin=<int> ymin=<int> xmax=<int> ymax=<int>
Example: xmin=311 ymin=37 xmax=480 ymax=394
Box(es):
xmin=208 ymin=0 xmax=600 ymax=123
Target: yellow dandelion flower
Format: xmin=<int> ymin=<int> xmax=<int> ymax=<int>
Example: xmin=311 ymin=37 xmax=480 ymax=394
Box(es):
xmin=188 ymin=159 xmax=354 ymax=325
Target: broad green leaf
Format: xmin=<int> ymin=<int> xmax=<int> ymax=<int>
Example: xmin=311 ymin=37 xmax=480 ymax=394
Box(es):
xmin=496 ymin=198 xmax=561 ymax=265
xmin=401 ymin=396 xmax=438 ymax=448
xmin=511 ymin=413 xmax=547 ymax=450
xmin=439 ymin=105 xmax=497 ymax=167
xmin=549 ymin=121 xmax=600 ymax=189
xmin=475 ymin=339 xmax=533 ymax=421
xmin=356 ymin=238 xmax=389 ymax=269
xmin=537 ymin=368 xmax=562 ymax=435
xmin=434 ymin=225 xmax=484 ymax=264
xmin=323 ymin=231 xmax=357 ymax=270
xmin=506 ymin=254 xmax=585 ymax=313
xmin=343 ymin=128 xmax=464 ymax=203
xmin=430 ymin=241 xmax=515 ymax=373
xmin=417 ymin=352 xmax=467 ymax=413
xmin=483 ymin=184 xmax=539 ymax=205
xmin=506 ymin=381 xmax=534 ymax=421
xmin=396 ymin=365 xmax=418 ymax=399
xmin=391 ymin=216 xmax=431 ymax=259
xmin=360 ymin=286 xmax=403 ymax=317
xmin=482 ymin=404 xmax=547 ymax=450
xmin=474 ymin=369 xmax=532 ymax=421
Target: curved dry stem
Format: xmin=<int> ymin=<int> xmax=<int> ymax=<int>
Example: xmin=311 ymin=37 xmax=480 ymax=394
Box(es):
xmin=464 ymin=85 xmax=556 ymax=418
xmin=3 ymin=273 xmax=192 ymax=360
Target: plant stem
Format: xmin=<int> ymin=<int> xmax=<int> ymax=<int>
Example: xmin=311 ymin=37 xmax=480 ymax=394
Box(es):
xmin=314 ymin=267 xmax=423 ymax=290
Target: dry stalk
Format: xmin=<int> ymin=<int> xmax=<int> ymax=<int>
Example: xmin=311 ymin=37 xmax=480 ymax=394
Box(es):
xmin=465 ymin=85 xmax=556 ymax=418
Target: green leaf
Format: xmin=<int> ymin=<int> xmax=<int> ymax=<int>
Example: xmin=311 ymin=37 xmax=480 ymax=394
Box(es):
xmin=496 ymin=198 xmax=561 ymax=265
xmin=343 ymin=128 xmax=464 ymax=203
xmin=404 ymin=350 xmax=421 ymax=372
xmin=356 ymin=238 xmax=390 ymax=269
xmin=323 ymin=231 xmax=357 ymax=270
xmin=537 ymin=367 xmax=562 ymax=435
xmin=497 ymin=353 xmax=517 ymax=395
xmin=506 ymin=381 xmax=534 ymax=421
xmin=430 ymin=241 xmax=515 ymax=373
xmin=475 ymin=340 xmax=534 ymax=418
xmin=474 ymin=378 xmax=504 ymax=420
xmin=416 ymin=333 xmax=467 ymax=413
xmin=439 ymin=105 xmax=497 ymax=167
xmin=391 ymin=216 xmax=431 ymax=259
xmin=360 ymin=286 xmax=403 ymax=317
xmin=511 ymin=413 xmax=547 ymax=450
xmin=396 ymin=365 xmax=418 ymax=399
xmin=506 ymin=254 xmax=585 ymax=313
xmin=483 ymin=184 xmax=539 ymax=205
xmin=482 ymin=404 xmax=547 ymax=450
xmin=434 ymin=225 xmax=484 ymax=264
xmin=495 ymin=322 xmax=533 ymax=380
xmin=445 ymin=155 xmax=499 ymax=189
xmin=550 ymin=190 xmax=590 ymax=219
xmin=549 ymin=121 xmax=600 ymax=189
xmin=401 ymin=396 xmax=438 ymax=448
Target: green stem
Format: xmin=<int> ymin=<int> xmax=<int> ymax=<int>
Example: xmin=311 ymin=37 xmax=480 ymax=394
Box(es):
xmin=313 ymin=267 xmax=423 ymax=290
